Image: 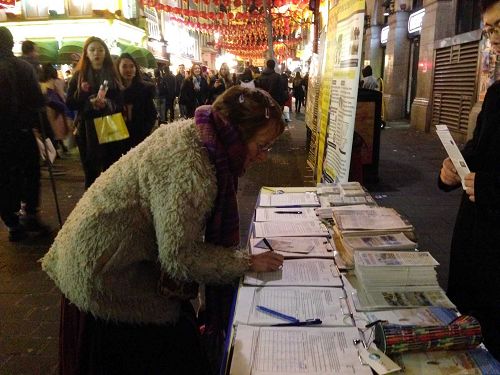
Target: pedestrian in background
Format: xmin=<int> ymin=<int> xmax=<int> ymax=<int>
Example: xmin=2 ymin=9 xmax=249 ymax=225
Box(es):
xmin=292 ymin=72 xmax=305 ymax=113
xmin=116 ymin=53 xmax=157 ymax=148
xmin=239 ymin=68 xmax=255 ymax=89
xmin=361 ymin=65 xmax=379 ymax=91
xmin=255 ymin=59 xmax=286 ymax=107
xmin=208 ymin=62 xmax=233 ymax=103
xmin=40 ymin=63 xmax=71 ymax=155
xmin=154 ymin=69 xmax=166 ymax=123
xmin=438 ymin=0 xmax=500 ymax=360
xmin=162 ymin=62 xmax=177 ymax=123
xmin=179 ymin=63 xmax=209 ymax=118
xmin=20 ymin=39 xmax=41 ymax=79
xmin=66 ymin=36 xmax=124 ymax=188
xmin=0 ymin=27 xmax=48 ymax=241
xmin=175 ymin=63 xmax=187 ymax=118
xmin=41 ymin=86 xmax=284 ymax=374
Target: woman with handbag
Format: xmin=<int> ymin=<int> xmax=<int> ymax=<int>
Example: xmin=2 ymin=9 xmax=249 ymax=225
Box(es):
xmin=66 ymin=36 xmax=125 ymax=188
xmin=40 ymin=63 xmax=71 ymax=154
xmin=179 ymin=64 xmax=209 ymax=118
xmin=42 ymin=86 xmax=285 ymax=374
xmin=116 ymin=53 xmax=157 ymax=148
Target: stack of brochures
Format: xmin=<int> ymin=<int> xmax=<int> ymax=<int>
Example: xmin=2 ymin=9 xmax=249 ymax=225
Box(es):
xmin=316 ymin=182 xmax=376 ymax=207
xmin=354 ymin=251 xmax=440 ymax=290
xmin=332 ymin=206 xmax=416 ymax=267
xmin=350 ymin=251 xmax=455 ymax=311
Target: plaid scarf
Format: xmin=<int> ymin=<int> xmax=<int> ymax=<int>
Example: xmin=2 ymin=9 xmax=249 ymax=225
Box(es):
xmin=195 ymin=105 xmax=247 ymax=247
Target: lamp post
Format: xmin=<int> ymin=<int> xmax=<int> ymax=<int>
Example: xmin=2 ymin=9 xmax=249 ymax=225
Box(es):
xmin=263 ymin=0 xmax=274 ymax=60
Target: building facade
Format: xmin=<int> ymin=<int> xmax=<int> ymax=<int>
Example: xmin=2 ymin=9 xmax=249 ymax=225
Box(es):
xmin=363 ymin=0 xmax=495 ymax=141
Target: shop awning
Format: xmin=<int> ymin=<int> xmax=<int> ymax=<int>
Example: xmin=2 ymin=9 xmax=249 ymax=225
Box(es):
xmin=33 ymin=39 xmax=59 ymax=64
xmin=58 ymin=40 xmax=85 ymax=64
xmin=117 ymin=42 xmax=157 ymax=69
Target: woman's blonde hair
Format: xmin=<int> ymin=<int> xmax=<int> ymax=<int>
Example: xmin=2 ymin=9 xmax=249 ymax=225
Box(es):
xmin=212 ymin=86 xmax=285 ymax=142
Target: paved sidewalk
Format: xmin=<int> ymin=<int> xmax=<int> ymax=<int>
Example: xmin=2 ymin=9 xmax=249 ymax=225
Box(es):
xmin=0 ymin=114 xmax=461 ymax=373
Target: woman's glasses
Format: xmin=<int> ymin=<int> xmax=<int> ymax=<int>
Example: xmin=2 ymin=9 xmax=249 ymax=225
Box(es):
xmin=482 ymin=21 xmax=500 ymax=39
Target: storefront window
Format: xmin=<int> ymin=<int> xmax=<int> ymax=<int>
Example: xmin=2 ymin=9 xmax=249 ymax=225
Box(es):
xmin=456 ymin=0 xmax=481 ymax=35
xmin=412 ymin=0 xmax=423 ymax=10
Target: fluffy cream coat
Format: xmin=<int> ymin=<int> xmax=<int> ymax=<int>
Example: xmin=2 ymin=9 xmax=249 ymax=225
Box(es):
xmin=41 ymin=119 xmax=250 ymax=324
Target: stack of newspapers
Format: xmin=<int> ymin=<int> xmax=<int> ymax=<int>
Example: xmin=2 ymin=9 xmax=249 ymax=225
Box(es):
xmin=332 ymin=206 xmax=416 ymax=267
xmin=352 ymin=250 xmax=455 ymax=311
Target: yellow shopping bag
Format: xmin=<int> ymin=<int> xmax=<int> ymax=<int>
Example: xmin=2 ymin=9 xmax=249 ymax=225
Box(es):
xmin=93 ymin=112 xmax=129 ymax=144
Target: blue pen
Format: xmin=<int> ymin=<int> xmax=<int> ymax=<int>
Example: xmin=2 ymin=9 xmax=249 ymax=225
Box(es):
xmin=256 ymin=305 xmax=299 ymax=323
xmin=272 ymin=318 xmax=323 ymax=327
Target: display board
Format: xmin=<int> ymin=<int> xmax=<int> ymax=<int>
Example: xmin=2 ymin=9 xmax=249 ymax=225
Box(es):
xmin=322 ymin=0 xmax=365 ymax=182
xmin=312 ymin=0 xmax=365 ymax=183
xmin=305 ymin=53 xmax=321 ymax=170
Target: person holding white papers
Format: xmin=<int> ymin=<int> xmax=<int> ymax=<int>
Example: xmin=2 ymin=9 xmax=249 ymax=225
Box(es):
xmin=41 ymin=86 xmax=285 ymax=374
xmin=438 ymin=0 xmax=500 ymax=360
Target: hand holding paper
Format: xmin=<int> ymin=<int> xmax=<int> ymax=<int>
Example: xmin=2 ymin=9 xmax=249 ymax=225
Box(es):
xmin=436 ymin=125 xmax=471 ymax=189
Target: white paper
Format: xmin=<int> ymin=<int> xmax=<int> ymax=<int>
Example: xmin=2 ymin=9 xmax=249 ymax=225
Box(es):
xmin=258 ymin=192 xmax=320 ymax=207
xmin=254 ymin=221 xmax=329 ymax=238
xmin=354 ymin=251 xmax=439 ymax=267
xmin=244 ymin=259 xmax=342 ymax=287
xmin=363 ymin=307 xmax=458 ymax=326
xmin=250 ymin=237 xmax=335 ymax=258
xmin=234 ymin=286 xmax=353 ymax=326
xmin=335 ymin=208 xmax=411 ymax=231
xmin=255 ymin=207 xmax=319 ymax=222
xmin=342 ymin=233 xmax=416 ymax=251
xmin=436 ymin=125 xmax=470 ymax=189
xmin=230 ymin=325 xmax=373 ymax=375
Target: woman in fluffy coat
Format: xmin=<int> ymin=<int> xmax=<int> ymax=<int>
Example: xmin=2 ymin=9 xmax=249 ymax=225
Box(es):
xmin=42 ymin=86 xmax=284 ymax=374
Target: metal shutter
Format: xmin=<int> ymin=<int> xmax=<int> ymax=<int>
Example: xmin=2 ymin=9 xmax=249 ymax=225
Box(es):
xmin=431 ymin=40 xmax=479 ymax=134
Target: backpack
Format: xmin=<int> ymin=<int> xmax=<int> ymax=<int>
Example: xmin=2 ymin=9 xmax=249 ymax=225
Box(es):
xmin=0 ymin=59 xmax=19 ymax=122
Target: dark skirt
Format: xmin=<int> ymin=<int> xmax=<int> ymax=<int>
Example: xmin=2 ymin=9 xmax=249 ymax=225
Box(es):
xmin=59 ymin=295 xmax=210 ymax=375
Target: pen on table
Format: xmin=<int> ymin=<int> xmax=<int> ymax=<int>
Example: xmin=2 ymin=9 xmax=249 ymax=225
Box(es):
xmin=262 ymin=237 xmax=274 ymax=252
xmin=272 ymin=319 xmax=323 ymax=327
xmin=274 ymin=211 xmax=302 ymax=214
xmin=256 ymin=305 xmax=299 ymax=323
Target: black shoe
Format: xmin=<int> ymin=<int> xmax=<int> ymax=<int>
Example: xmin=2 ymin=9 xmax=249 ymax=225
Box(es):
xmin=8 ymin=226 xmax=27 ymax=242
xmin=19 ymin=215 xmax=50 ymax=235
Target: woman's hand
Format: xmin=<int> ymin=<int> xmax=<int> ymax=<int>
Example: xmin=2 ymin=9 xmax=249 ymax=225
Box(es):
xmin=440 ymin=157 xmax=461 ymax=186
xmin=90 ymin=96 xmax=106 ymax=110
xmin=249 ymin=251 xmax=284 ymax=272
xmin=464 ymin=172 xmax=476 ymax=202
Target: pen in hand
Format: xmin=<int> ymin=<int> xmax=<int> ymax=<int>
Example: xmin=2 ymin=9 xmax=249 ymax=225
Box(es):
xmin=262 ymin=237 xmax=274 ymax=252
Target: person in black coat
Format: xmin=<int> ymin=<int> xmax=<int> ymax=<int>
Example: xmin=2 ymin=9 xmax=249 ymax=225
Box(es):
xmin=255 ymin=59 xmax=286 ymax=106
xmin=175 ymin=64 xmax=186 ymax=118
xmin=0 ymin=27 xmax=47 ymax=241
xmin=179 ymin=64 xmax=209 ymax=118
xmin=208 ymin=62 xmax=233 ymax=103
xmin=438 ymin=0 xmax=500 ymax=360
xmin=116 ymin=53 xmax=157 ymax=148
xmin=161 ymin=63 xmax=177 ymax=122
xmin=66 ymin=36 xmax=124 ymax=188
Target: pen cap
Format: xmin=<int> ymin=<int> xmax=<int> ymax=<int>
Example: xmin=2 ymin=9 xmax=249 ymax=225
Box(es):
xmin=375 ymin=315 xmax=482 ymax=355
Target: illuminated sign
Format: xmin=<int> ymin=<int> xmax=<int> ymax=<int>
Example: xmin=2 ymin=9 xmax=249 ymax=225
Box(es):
xmin=408 ymin=8 xmax=425 ymax=34
xmin=381 ymin=26 xmax=389 ymax=45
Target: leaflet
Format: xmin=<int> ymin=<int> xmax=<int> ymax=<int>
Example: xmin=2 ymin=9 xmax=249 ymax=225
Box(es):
xmin=354 ymin=251 xmax=439 ymax=267
xmin=253 ymin=221 xmax=329 ymax=238
xmin=258 ymin=192 xmax=320 ymax=207
xmin=250 ymin=237 xmax=334 ymax=258
xmin=364 ymin=307 xmax=458 ymax=326
xmin=436 ymin=125 xmax=470 ymax=190
xmin=230 ymin=325 xmax=373 ymax=375
xmin=234 ymin=286 xmax=352 ymax=326
xmin=244 ymin=259 xmax=342 ymax=287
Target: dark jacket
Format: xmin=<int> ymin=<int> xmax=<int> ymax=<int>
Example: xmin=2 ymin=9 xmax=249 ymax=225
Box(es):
xmin=208 ymin=73 xmax=233 ymax=103
xmin=66 ymin=70 xmax=124 ymax=186
xmin=0 ymin=51 xmax=44 ymax=132
xmin=255 ymin=67 xmax=286 ymax=106
xmin=158 ymin=71 xmax=176 ymax=102
xmin=123 ymin=80 xmax=157 ymax=147
xmin=439 ymin=81 xmax=500 ymax=312
xmin=175 ymin=73 xmax=185 ymax=98
xmin=179 ymin=75 xmax=209 ymax=118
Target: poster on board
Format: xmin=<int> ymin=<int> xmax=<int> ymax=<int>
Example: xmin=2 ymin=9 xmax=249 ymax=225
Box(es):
xmin=305 ymin=53 xmax=321 ymax=170
xmin=322 ymin=0 xmax=365 ymax=183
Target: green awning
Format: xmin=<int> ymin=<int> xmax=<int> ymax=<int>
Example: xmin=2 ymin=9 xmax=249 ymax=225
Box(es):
xmin=117 ymin=42 xmax=157 ymax=69
xmin=58 ymin=40 xmax=85 ymax=64
xmin=33 ymin=39 xmax=59 ymax=64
